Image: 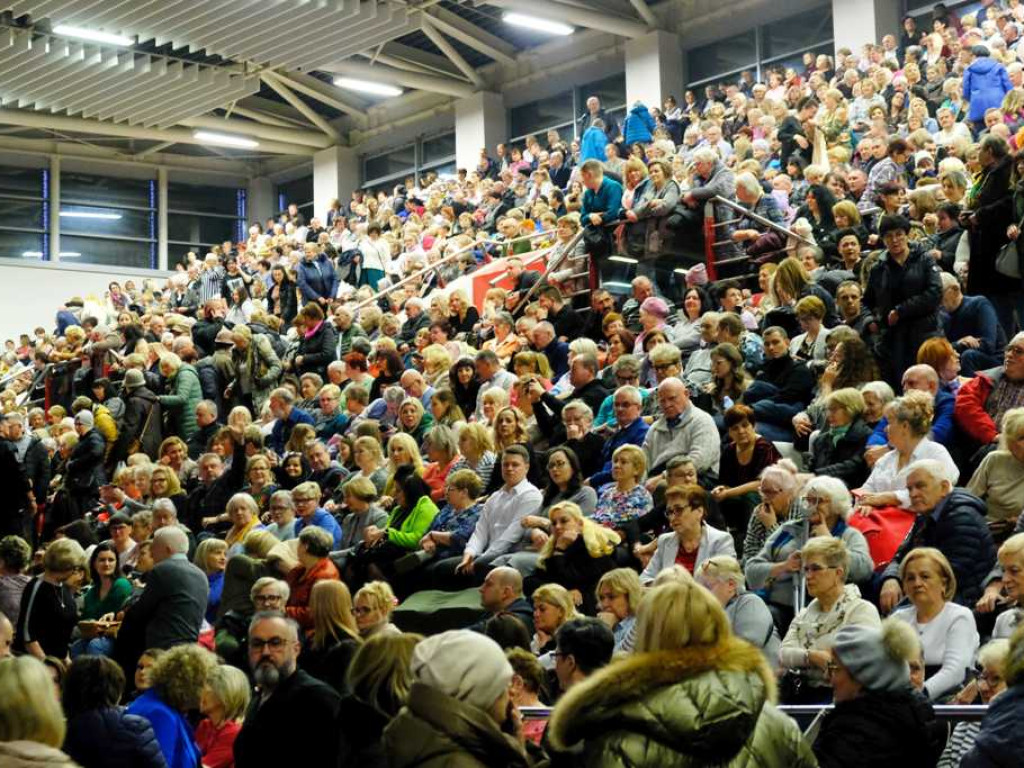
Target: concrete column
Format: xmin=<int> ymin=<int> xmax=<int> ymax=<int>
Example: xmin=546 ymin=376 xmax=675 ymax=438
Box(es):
xmin=832 ymin=0 xmax=901 ymax=58
xmin=157 ymin=167 xmax=168 ymax=271
xmin=313 ymin=146 xmax=359 ymax=221
xmin=625 ymin=30 xmax=684 ymax=111
xmin=248 ymin=176 xmax=275 ymax=226
xmin=455 ymin=91 xmax=505 ymax=172
xmin=49 ymin=155 xmax=60 ymax=263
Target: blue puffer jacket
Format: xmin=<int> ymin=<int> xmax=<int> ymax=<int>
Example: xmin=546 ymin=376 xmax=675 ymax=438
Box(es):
xmin=623 ymin=102 xmax=655 ymax=145
xmin=961 ymin=685 xmax=1024 ymax=767
xmin=581 ymin=125 xmax=609 ymax=163
xmin=963 ymin=56 xmax=1012 ymax=121
xmin=64 ymin=707 xmax=168 ymax=768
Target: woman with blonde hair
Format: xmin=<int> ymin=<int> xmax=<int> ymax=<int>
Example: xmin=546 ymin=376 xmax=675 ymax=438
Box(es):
xmin=14 ymin=538 xmax=86 ymax=660
xmin=353 ymin=581 xmax=400 ymax=639
xmin=0 ymin=655 xmax=72 ymax=765
xmin=196 ymin=664 xmax=250 ymax=768
xmin=224 ymin=493 xmax=264 ymax=556
xmin=547 ymin=579 xmax=815 ymax=767
xmin=771 ymin=256 xmax=838 ymax=324
xmin=194 ymin=538 xmax=228 ymax=623
xmin=351 ymin=435 xmax=388 ymax=495
xmin=531 ymin=502 xmax=619 ymax=615
xmin=450 ymin=422 xmax=495 ymax=488
xmin=126 ymin=644 xmax=217 ymax=768
xmin=595 ymin=568 xmax=643 ymax=652
xmin=300 ymin=580 xmax=362 ymax=695
xmin=157 ymin=436 xmax=196 ymax=486
xmin=447 ymin=288 xmax=479 ymax=338
xmin=382 ymin=432 xmax=424 ymax=502
xmin=531 ymin=583 xmax=579 ymax=666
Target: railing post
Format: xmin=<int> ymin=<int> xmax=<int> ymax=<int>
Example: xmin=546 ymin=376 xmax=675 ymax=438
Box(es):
xmin=703 ymin=201 xmax=717 ymax=282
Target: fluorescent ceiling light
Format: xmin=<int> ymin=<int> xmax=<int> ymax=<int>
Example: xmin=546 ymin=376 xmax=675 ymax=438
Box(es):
xmin=334 ymin=77 xmax=403 ymax=97
xmin=53 ymin=24 xmax=133 ymax=46
xmin=21 ymin=251 xmax=42 ymax=258
xmin=59 ymin=210 xmax=122 ymax=220
xmin=192 ymin=130 xmax=260 ymax=149
xmin=502 ymin=12 xmax=573 ymax=36
xmin=609 ymin=255 xmax=638 ymax=264
xmin=59 ymin=252 xmax=81 ymax=257
xmin=602 ymin=281 xmax=632 ymax=289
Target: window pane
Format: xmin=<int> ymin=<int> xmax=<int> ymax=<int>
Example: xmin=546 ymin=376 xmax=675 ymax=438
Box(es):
xmin=0 ymin=197 xmax=43 ymax=229
xmin=422 ymin=133 xmax=455 ymax=164
xmin=580 ymin=73 xmax=627 ymax=109
xmin=61 ymin=172 xmax=153 ymax=208
xmin=168 ymin=214 xmax=236 ymax=245
xmin=59 ymin=205 xmax=154 ymax=239
xmin=0 ymin=166 xmax=45 ymax=198
xmin=0 ymin=230 xmax=45 ymax=259
xmin=275 ymin=176 xmax=314 ymax=215
xmin=364 ymin=146 xmax=416 ymax=183
xmin=168 ymin=182 xmax=241 ymax=216
xmin=762 ymin=6 xmax=833 ymax=59
xmin=509 ymin=90 xmax=574 ymax=139
xmin=60 ymin=235 xmax=154 ymax=269
xmin=687 ymin=30 xmax=757 ymax=83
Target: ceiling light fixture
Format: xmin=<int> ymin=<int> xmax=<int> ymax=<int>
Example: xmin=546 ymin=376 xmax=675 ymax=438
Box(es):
xmin=502 ymin=12 xmax=573 ymax=36
xmin=52 ymin=24 xmax=134 ymax=47
xmin=59 ymin=211 xmax=122 ymax=220
xmin=609 ymin=255 xmax=638 ymax=264
xmin=334 ymin=77 xmax=403 ymax=97
xmin=192 ymin=130 xmax=260 ymax=149
xmin=21 ymin=251 xmax=42 ymax=258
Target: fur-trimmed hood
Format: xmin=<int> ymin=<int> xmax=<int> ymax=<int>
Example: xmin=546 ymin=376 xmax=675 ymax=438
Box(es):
xmin=548 ymin=636 xmax=779 ymax=761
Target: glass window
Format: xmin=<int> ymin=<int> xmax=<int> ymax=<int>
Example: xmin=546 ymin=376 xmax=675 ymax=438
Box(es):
xmin=364 ymin=145 xmax=416 ymax=183
xmin=275 ymin=176 xmax=314 ymax=214
xmin=60 ymin=172 xmax=153 ymax=208
xmin=510 ymin=90 xmax=575 ymax=139
xmin=422 ymin=133 xmax=455 ymax=164
xmin=168 ymin=182 xmax=240 ymax=216
xmin=0 ymin=166 xmax=45 ymax=198
xmin=58 ymin=205 xmax=155 ymax=240
xmin=578 ymin=74 xmax=626 ymax=110
xmin=0 ymin=197 xmax=44 ymax=230
xmin=762 ymin=7 xmax=833 ymax=59
xmin=0 ymin=230 xmax=45 ymax=259
xmin=688 ymin=30 xmax=757 ymax=84
xmin=168 ymin=214 xmax=236 ymax=246
xmin=59 ymin=235 xmax=154 ymax=269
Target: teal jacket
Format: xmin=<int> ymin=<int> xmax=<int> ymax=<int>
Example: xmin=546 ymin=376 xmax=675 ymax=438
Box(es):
xmin=159 ymin=364 xmax=203 ymax=440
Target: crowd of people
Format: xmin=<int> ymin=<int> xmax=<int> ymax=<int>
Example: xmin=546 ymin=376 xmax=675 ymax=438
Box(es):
xmin=5 ymin=2 xmax=1024 ymax=766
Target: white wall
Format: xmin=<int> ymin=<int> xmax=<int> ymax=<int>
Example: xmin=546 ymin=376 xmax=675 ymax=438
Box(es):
xmin=0 ymin=259 xmax=172 ymax=342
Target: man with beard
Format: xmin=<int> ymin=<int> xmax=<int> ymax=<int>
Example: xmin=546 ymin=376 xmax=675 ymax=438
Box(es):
xmin=234 ymin=613 xmax=341 ymax=767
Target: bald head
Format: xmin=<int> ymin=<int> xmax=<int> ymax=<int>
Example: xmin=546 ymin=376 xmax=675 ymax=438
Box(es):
xmin=902 ymin=364 xmax=939 ymax=396
xmin=480 ymin=566 xmax=523 ymax=612
xmin=657 ymin=376 xmax=689 ymax=420
xmin=152 ymin=525 xmax=188 ymax=561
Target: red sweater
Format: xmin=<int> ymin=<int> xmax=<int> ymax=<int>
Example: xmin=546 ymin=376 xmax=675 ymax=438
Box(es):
xmin=196 ymin=718 xmax=241 ymax=768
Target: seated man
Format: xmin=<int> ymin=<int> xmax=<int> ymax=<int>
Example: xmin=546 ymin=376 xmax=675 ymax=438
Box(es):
xmin=955 ymin=332 xmax=1024 ymax=453
xmin=589 ymin=385 xmax=650 ymax=488
xmin=469 ymin=566 xmax=534 ymax=634
xmin=529 ymin=322 xmax=570 ymax=380
xmin=642 ymin=377 xmax=720 ymax=485
xmin=865 ymin=364 xmax=955 ymax=462
xmin=742 ymin=326 xmax=814 ymax=443
xmin=530 ymin=354 xmax=610 ymax=444
xmin=538 ymin=285 xmax=582 ymax=343
xmin=552 ymin=617 xmax=615 ymax=695
xmin=940 ymin=272 xmax=1005 ymax=377
xmin=835 ymin=279 xmax=879 ymax=351
xmin=879 ymin=460 xmax=996 ymax=613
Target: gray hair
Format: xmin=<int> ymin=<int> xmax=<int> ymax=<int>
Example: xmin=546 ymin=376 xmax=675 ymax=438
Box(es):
xmin=248 ymin=611 xmax=300 ymax=641
xmin=153 ymin=525 xmax=188 ymax=555
xmin=861 ymin=380 xmax=895 ymax=405
xmin=561 ymin=400 xmax=594 ymax=422
xmin=801 ymin=476 xmax=853 ymax=521
xmin=250 ymin=577 xmax=290 ymax=604
xmin=735 ymin=171 xmax=762 ymax=197
xmin=614 ymin=385 xmax=642 ymax=405
xmin=151 ymin=498 xmax=178 ymax=520
xmin=198 ymin=400 xmax=218 ymax=418
xmin=906 ymin=458 xmax=956 ymax=485
xmin=692 ymin=147 xmax=718 ymax=164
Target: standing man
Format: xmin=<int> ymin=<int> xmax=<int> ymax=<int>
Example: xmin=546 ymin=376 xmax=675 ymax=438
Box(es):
xmin=577 ymin=96 xmax=619 ymax=141
xmin=234 ymin=613 xmax=341 ymax=767
xmin=296 ymin=242 xmax=337 ymax=307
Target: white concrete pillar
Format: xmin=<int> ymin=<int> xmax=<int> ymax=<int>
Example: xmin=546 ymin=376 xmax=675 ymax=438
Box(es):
xmin=49 ymin=156 xmax=60 ymax=263
xmin=625 ymin=30 xmax=685 ymax=112
xmin=313 ymin=146 xmax=359 ymax=222
xmin=832 ymin=0 xmax=901 ymax=58
xmin=248 ymin=176 xmax=275 ymax=226
xmin=455 ymin=91 xmax=505 ymax=172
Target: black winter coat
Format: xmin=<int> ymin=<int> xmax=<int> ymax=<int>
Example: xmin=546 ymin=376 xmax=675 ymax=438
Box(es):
xmin=967 ymin=154 xmax=1015 ymax=297
xmin=809 ymin=416 xmax=872 ymax=487
xmin=296 ymin=321 xmax=338 ymax=381
xmin=65 ymin=429 xmax=106 ymax=493
xmin=64 ymin=707 xmax=167 ymax=768
xmin=0 ymin=442 xmax=30 ymax=537
xmin=863 ymin=241 xmax=943 ymax=385
xmin=881 ymin=488 xmax=996 ymax=607
xmin=193 ymin=318 xmax=224 ymax=358
xmin=21 ymin=437 xmax=50 ymax=506
xmin=813 ymin=688 xmax=941 ymax=768
xmin=533 ymin=536 xmax=615 ymax=615
xmin=111 ymin=387 xmax=162 ymax=464
xmin=299 ymin=634 xmax=360 ymax=696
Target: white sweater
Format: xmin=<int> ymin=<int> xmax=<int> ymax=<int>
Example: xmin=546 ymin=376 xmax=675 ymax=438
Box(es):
xmin=892 ymin=601 xmax=979 ymax=700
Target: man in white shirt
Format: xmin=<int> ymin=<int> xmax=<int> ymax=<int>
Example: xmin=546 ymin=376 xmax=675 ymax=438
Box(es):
xmin=431 ymin=446 xmax=542 ymax=588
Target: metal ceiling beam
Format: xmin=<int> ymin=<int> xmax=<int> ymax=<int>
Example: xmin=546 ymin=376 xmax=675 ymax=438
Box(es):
xmin=229 ymin=105 xmax=299 ymax=129
xmin=419 ymin=16 xmax=484 ymax=89
xmin=424 ymin=7 xmax=517 ymax=66
xmin=270 ymin=71 xmax=369 ymax=121
xmin=259 ymin=71 xmax=341 ymax=141
xmin=483 ymin=0 xmax=649 ymax=38
xmin=181 ymin=114 xmax=334 ymax=149
xmin=375 ymin=41 xmax=464 ymax=78
xmin=134 ymin=140 xmax=177 ymax=159
xmin=628 ymin=0 xmax=658 ymax=28
xmin=328 ymin=58 xmax=476 ymax=99
xmin=0 ymin=108 xmax=317 ymax=155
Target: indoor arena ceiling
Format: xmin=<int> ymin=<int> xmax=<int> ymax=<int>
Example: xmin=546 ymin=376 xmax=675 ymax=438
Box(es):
xmin=0 ymin=0 xmax=722 ymax=162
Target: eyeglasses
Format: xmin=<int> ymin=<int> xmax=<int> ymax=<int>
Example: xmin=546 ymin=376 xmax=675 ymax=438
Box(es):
xmin=652 ymin=362 xmax=677 ymax=373
xmin=1006 ymin=345 xmax=1024 ymax=357
xmin=666 ymin=505 xmax=692 ymax=517
xmin=250 ymin=636 xmax=289 ymax=652
xmin=293 ymin=497 xmax=316 ymax=504
xmin=802 ymin=563 xmax=835 ymax=575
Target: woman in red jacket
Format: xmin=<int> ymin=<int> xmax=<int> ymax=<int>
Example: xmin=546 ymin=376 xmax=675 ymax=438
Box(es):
xmin=197 ymin=664 xmax=250 ymax=768
xmin=285 ymin=526 xmax=340 ymax=631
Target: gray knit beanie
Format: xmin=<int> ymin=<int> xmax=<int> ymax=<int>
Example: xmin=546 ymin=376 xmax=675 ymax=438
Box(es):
xmin=832 ymin=619 xmax=918 ymax=692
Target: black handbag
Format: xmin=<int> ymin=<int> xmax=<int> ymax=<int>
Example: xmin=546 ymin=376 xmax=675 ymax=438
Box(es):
xmin=582 ymin=225 xmax=612 ymax=260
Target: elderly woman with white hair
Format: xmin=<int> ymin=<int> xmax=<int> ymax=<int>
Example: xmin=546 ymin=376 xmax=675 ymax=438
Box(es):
xmin=697 ymin=555 xmax=780 ymax=664
xmin=742 ymin=460 xmax=802 ymax=566
xmin=968 ymin=407 xmax=1024 ymax=540
xmin=746 ymin=475 xmax=873 ymax=632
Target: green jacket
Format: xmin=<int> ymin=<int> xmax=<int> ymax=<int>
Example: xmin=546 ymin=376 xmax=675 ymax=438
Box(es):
xmin=385 ymin=495 xmax=438 ymax=550
xmin=159 ymin=364 xmax=203 ymax=440
xmin=384 ymin=683 xmax=532 ymax=768
xmin=547 ymin=635 xmax=818 ymax=768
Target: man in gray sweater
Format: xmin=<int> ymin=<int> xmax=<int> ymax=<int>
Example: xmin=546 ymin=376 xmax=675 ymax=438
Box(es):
xmin=642 ymin=377 xmax=720 ymax=486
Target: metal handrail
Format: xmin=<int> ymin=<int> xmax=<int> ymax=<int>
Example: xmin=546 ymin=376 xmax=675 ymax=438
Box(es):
xmin=519 ymin=704 xmax=989 ymax=722
xmin=711 ymin=195 xmax=817 ymax=247
xmin=513 ymin=227 xmax=587 ymax=314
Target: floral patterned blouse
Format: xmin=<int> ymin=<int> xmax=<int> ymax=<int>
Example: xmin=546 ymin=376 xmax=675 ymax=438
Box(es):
xmin=593 ymin=483 xmax=653 ymax=528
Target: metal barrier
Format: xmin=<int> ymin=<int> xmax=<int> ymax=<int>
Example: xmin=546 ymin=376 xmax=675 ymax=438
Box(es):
xmin=520 ymin=703 xmax=988 ymax=722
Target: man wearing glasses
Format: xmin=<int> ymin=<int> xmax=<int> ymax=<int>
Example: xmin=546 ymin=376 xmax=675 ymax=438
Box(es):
xmin=863 ymin=213 xmax=944 ymax=388
xmin=955 ymin=331 xmax=1024 ymax=453
xmin=589 ymin=385 xmax=649 ymax=488
xmin=234 ymin=613 xmax=341 ymax=767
